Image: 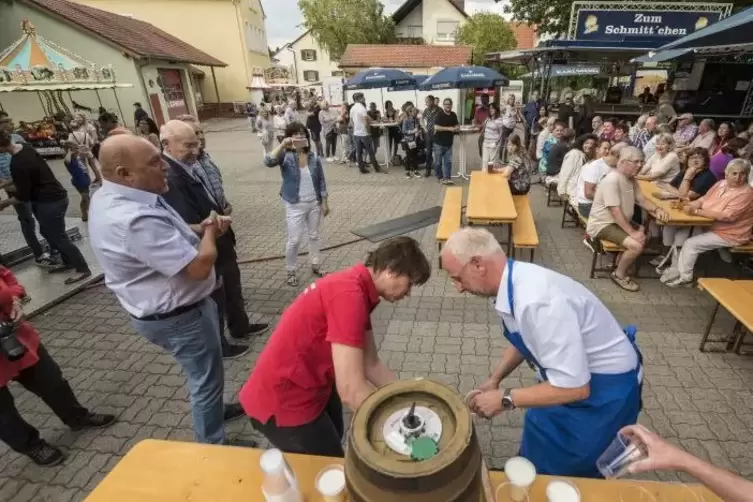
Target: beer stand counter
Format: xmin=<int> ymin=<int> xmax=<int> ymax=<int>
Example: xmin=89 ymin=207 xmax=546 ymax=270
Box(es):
xmin=85 ymin=439 xmax=720 ymax=501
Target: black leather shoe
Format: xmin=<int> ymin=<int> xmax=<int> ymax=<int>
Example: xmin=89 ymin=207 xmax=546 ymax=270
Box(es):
xmin=223 ymin=403 xmax=245 ymax=421
xmin=69 ymin=412 xmax=117 ymax=431
xmin=223 ymin=344 xmax=250 ymax=359
xmin=26 ymin=441 xmax=65 ymax=466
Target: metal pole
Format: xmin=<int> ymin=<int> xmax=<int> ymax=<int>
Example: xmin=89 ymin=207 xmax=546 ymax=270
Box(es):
xmin=37 ymin=92 xmax=47 ymax=116
xmin=112 ymin=88 xmax=126 ymax=127
xmin=211 ymin=67 xmax=221 ymax=118
xmin=94 ymin=89 xmax=103 ymax=107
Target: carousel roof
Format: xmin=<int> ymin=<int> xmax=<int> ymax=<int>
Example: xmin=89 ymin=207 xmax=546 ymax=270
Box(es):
xmin=0 ymin=19 xmax=123 ymax=90
xmin=0 ymin=20 xmax=93 ymax=70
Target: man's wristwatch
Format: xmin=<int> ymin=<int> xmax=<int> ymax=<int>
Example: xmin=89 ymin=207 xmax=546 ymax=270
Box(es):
xmin=501 ymin=388 xmax=516 ymax=411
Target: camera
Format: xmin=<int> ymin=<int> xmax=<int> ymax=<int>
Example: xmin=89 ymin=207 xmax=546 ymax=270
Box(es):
xmin=0 ymin=320 xmax=25 ymax=362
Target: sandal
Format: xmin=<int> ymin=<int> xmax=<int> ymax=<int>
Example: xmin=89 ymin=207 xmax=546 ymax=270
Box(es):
xmin=610 ymin=272 xmax=640 ymax=292
xmin=286 ymin=273 xmax=299 ymax=287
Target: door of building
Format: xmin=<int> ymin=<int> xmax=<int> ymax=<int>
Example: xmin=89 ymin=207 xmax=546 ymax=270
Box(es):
xmin=158 ymin=69 xmax=189 ymax=119
xmin=149 ymin=93 xmax=166 ymax=127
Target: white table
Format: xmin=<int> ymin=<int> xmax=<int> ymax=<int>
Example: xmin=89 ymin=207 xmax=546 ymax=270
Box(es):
xmin=453 ymin=126 xmax=479 ymax=181
xmin=377 ymin=122 xmax=399 ymax=171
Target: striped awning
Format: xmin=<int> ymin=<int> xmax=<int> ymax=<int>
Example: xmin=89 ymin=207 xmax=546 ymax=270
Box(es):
xmin=0 ymin=20 xmax=94 ymax=71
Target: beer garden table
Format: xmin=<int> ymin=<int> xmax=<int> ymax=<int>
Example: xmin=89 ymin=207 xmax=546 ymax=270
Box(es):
xmin=465 ymin=171 xmax=518 ymax=254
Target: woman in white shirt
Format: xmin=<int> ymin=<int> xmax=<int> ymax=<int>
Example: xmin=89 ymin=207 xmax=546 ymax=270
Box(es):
xmin=481 ymin=104 xmax=504 ymax=170
xmin=637 ymin=132 xmax=680 ymax=184
xmin=536 ymin=116 xmax=556 ymax=162
xmin=557 ymin=133 xmax=597 ymax=200
xmin=500 ymin=94 xmax=520 ymax=149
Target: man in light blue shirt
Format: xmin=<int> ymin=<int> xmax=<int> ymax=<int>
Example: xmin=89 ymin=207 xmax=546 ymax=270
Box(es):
xmin=88 ymin=134 xmax=247 ymax=445
xmin=0 ymin=112 xmax=55 ymax=268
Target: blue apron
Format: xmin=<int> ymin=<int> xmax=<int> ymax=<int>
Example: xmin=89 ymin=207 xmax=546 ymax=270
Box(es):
xmin=502 ymin=259 xmax=643 ymax=478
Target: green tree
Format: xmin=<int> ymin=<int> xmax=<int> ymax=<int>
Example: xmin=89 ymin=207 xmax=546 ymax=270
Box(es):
xmin=504 ymin=0 xmax=753 ymax=38
xmin=457 ymin=12 xmax=518 ymax=65
xmin=298 ymin=0 xmax=395 ymax=61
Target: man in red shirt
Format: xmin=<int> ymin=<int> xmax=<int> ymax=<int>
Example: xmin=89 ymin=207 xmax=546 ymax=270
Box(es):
xmin=240 ymin=237 xmax=431 ymax=456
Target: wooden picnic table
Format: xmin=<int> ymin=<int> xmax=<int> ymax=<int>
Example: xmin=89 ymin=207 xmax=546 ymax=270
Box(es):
xmin=465 ymin=171 xmax=518 ymax=254
xmin=636 ymin=180 xmax=714 ymax=227
xmin=86 ymin=439 xmax=721 ymax=501
xmin=697 ymin=278 xmax=753 ymax=354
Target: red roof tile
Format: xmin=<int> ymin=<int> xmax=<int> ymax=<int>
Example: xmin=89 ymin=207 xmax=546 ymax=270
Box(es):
xmin=340 ymin=45 xmax=472 ymax=69
xmin=21 ymin=0 xmax=226 ymax=67
xmin=509 ymin=23 xmax=538 ymax=50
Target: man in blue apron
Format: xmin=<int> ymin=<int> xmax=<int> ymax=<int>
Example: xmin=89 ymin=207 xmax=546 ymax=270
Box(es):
xmin=441 ymin=228 xmax=643 ymax=478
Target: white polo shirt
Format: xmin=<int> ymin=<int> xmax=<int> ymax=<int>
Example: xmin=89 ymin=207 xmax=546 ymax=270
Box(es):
xmin=494 ymin=261 xmax=638 ymax=389
xmin=351 ymin=102 xmax=369 ymax=137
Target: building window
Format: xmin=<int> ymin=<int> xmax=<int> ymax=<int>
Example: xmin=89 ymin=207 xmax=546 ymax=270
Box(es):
xmin=303 ymin=70 xmax=319 ymax=82
xmin=331 ymin=70 xmax=345 ymax=77
xmin=301 ymin=49 xmax=317 ymax=61
xmin=436 ymin=20 xmax=459 ymax=42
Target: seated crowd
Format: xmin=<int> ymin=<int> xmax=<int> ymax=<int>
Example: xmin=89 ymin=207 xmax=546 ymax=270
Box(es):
xmin=538 ymin=111 xmax=753 ymax=293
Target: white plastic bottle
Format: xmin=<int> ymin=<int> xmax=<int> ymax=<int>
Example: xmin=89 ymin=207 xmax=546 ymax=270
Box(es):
xmin=260 ymin=449 xmax=302 ymax=502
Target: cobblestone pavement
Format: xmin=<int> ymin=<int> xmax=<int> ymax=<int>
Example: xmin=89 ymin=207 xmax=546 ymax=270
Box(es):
xmin=2 ymin=118 xmax=753 ymax=501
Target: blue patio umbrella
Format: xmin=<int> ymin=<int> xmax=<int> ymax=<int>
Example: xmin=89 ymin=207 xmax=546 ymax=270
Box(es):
xmin=659 ymin=6 xmax=753 ymax=51
xmin=418 ymin=66 xmax=509 ymax=91
xmin=344 ymin=68 xmax=417 ymax=90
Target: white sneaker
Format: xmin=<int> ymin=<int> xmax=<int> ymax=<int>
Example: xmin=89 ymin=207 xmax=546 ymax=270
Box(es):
xmin=665 ymin=276 xmax=693 ymax=288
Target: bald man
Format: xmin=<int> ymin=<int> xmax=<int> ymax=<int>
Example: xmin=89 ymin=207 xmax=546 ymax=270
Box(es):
xmin=89 ymin=135 xmax=248 ymax=445
xmin=160 ymin=121 xmax=265 ymax=359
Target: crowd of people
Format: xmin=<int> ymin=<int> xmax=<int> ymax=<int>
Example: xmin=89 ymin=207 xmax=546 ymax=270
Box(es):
xmin=533 ymin=104 xmax=753 ymax=292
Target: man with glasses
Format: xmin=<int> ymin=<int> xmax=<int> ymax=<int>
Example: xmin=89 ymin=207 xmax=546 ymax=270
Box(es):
xmin=586 ymin=147 xmax=669 ymax=292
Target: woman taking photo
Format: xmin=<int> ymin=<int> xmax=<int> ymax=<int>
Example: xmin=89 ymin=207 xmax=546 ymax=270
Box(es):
xmin=661 ymin=159 xmax=753 ymax=287
xmin=480 ymin=103 xmax=504 ymax=170
xmin=264 ymin=122 xmax=330 ymax=287
xmin=650 ymin=148 xmax=719 ymax=272
xmin=637 ymin=132 xmax=681 ymax=183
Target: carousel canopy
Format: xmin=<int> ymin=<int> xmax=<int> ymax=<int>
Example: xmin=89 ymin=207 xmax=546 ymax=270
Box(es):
xmin=0 ymin=19 xmax=125 ymax=90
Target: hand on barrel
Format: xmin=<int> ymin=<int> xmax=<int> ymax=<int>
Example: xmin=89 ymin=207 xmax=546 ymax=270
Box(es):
xmin=469 ymin=389 xmax=504 ymax=419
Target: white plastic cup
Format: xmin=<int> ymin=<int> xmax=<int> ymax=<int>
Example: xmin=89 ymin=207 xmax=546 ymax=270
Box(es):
xmin=315 ymin=464 xmax=346 ymax=502
xmin=496 ymin=482 xmax=529 ymax=502
xmin=546 ymin=479 xmax=581 ymax=502
xmin=504 ymin=457 xmax=536 ymax=502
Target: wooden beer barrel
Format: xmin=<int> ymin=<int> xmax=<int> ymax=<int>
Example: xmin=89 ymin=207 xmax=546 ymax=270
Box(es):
xmin=345 ymin=380 xmax=486 ymax=502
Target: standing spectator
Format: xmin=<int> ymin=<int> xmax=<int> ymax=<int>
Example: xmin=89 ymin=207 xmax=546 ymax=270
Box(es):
xmin=160 ymin=121 xmax=256 ymax=359
xmin=351 ymin=93 xmax=381 ymax=174
xmin=672 ymin=113 xmax=699 ymax=148
xmin=401 ymin=105 xmax=421 ymax=179
xmin=383 ymin=100 xmax=401 ymax=161
xmin=273 ymin=105 xmax=287 ymax=143
xmin=0 ymin=131 xmax=91 ymax=284
xmin=637 ymin=87 xmax=654 ymax=104
xmin=421 ymin=95 xmax=440 ymax=178
xmin=480 ymin=104 xmax=504 ymax=170
xmin=264 ymin=122 xmax=329 ymax=286
xmin=500 ymin=94 xmax=521 ymax=152
xmin=90 ymin=134 xmax=245 ymax=444
xmin=539 ymin=121 xmax=566 ymax=176
xmin=256 ymin=108 xmax=275 ymax=156
xmin=0 ymin=112 xmax=55 ymax=269
xmin=472 ymin=94 xmax=491 ymax=157
xmin=284 ymin=101 xmax=298 ymax=125
xmin=305 ymin=102 xmax=323 ymax=158
xmin=0 ymin=266 xmax=115 ymax=466
xmin=320 ymin=103 xmax=337 ymax=162
xmin=557 ymin=95 xmax=576 ymax=127
xmin=655 ymin=95 xmax=677 ymax=125
xmin=637 ymin=133 xmax=681 ymax=184
xmin=137 ymin=119 xmax=161 ymax=149
xmin=246 ymin=102 xmax=258 ymax=132
xmin=337 ymin=107 xmax=351 ymax=164
xmin=523 ymin=91 xmax=541 ymax=147
xmin=367 ymin=103 xmax=382 ymax=157
xmin=63 ymin=143 xmax=98 ymax=221
xmin=133 ymin=102 xmax=148 ymax=126
xmin=433 ymin=98 xmax=459 ymax=185
xmin=536 ymin=116 xmax=556 ymax=171
xmin=586 ymin=147 xmax=669 ymax=292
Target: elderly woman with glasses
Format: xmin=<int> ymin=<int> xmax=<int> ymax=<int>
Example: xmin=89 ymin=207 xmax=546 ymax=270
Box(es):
xmin=661 ymin=159 xmax=753 ymax=287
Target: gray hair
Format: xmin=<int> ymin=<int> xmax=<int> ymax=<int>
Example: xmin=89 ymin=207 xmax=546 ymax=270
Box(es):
xmin=619 ymin=146 xmax=644 ymax=162
xmin=444 ymin=228 xmax=503 ymax=264
xmin=656 ymin=132 xmax=675 ymax=148
xmin=700 ymin=118 xmax=716 ymax=129
xmin=656 ymin=123 xmax=672 ymax=134
xmin=159 ymin=120 xmax=194 ymax=143
xmin=636 ymin=114 xmax=649 ymax=127
xmin=726 ymin=158 xmax=751 ymax=177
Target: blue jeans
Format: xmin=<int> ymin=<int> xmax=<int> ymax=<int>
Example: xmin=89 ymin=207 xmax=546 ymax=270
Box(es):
xmin=12 ymin=199 xmax=44 ymax=258
xmin=32 ymin=197 xmax=89 ymax=272
xmin=354 ymin=135 xmax=380 ymax=171
xmin=131 ymin=298 xmax=225 ymax=444
xmin=433 ymin=144 xmax=453 ymax=180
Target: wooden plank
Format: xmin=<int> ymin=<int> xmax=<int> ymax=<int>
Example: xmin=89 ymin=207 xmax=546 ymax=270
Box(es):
xmin=86 ymin=439 xmax=721 ymax=502
xmin=512 ymin=195 xmax=539 ymax=248
xmin=466 ymin=171 xmax=518 ymax=224
xmin=731 ymin=241 xmax=753 ymax=253
xmin=697 ymin=278 xmax=753 ymax=333
xmin=435 ymin=187 xmax=463 ymax=242
xmin=636 ymin=180 xmax=714 ymax=227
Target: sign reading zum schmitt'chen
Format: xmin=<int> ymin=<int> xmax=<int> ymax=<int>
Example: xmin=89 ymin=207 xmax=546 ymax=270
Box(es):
xmin=574 ymin=6 xmax=730 ymax=41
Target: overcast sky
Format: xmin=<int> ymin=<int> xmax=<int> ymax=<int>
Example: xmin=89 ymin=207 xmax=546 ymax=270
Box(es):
xmin=262 ymin=0 xmax=509 ymax=51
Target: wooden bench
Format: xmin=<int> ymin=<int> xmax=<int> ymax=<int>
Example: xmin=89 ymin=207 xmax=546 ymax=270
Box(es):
xmin=435 ymin=187 xmax=463 ymax=267
xmin=588 ymin=238 xmax=626 ymax=279
xmin=697 ymin=278 xmax=753 ymax=354
xmin=561 ymin=199 xmax=586 ymax=229
xmin=512 ymin=195 xmax=539 ymax=261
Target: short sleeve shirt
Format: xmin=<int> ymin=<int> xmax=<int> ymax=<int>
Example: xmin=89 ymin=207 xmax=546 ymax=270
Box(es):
xmin=239 ymin=264 xmax=379 ymax=427
xmin=351 ymin=103 xmax=369 ymax=137
xmin=586 ymin=170 xmax=637 ymax=238
xmin=669 ymin=169 xmax=717 ymax=198
xmin=576 ymin=159 xmax=611 ymax=205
